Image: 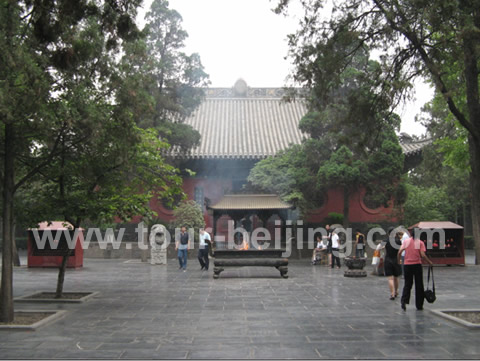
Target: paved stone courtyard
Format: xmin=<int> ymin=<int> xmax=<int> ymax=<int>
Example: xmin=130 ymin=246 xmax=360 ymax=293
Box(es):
xmin=1 ymin=252 xmax=479 ymax=359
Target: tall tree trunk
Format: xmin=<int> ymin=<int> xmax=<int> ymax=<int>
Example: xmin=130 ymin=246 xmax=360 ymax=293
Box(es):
xmin=343 ymin=188 xmax=350 ymax=229
xmin=1 ymin=123 xmax=15 ymax=322
xmin=12 ymin=222 xmax=20 ymax=267
xmin=55 ymin=139 xmax=68 ymax=299
xmin=55 ymin=251 xmax=71 ymax=298
xmin=469 ymin=136 xmax=480 ymax=265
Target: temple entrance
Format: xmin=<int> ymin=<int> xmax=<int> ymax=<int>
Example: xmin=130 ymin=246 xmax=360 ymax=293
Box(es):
xmin=208 ymin=194 xmax=293 ymax=250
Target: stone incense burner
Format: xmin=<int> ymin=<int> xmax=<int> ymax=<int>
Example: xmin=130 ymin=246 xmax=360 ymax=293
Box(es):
xmin=344 ymin=256 xmax=367 ymax=277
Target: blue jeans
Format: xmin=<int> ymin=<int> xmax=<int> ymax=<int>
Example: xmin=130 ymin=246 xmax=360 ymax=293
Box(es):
xmin=356 ymin=246 xmax=364 ymax=258
xmin=178 ymin=248 xmax=187 ymax=269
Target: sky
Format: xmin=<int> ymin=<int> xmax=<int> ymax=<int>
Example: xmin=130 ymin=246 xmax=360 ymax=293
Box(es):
xmin=138 ymin=0 xmax=433 ymax=136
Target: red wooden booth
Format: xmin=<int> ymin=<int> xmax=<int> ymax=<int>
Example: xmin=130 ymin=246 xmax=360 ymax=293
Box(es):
xmin=27 ymin=221 xmax=84 ymax=268
xmin=408 ymin=221 xmax=465 ymax=266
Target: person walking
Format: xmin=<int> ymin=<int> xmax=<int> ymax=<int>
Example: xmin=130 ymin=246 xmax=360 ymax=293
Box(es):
xmin=331 ymin=229 xmax=341 ymax=269
xmin=176 ymin=226 xmax=190 ymax=271
xmin=382 ymin=228 xmax=403 ymax=300
xmin=198 ymin=228 xmax=211 ymax=270
xmin=397 ymin=229 xmax=433 ymax=311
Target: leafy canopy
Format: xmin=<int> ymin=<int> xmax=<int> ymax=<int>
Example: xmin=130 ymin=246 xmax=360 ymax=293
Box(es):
xmin=275 ymin=0 xmax=480 ymax=261
xmin=248 ymin=42 xmax=405 ymax=224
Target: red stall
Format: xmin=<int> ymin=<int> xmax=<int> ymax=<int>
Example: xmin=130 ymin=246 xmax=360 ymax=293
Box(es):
xmin=408 ymin=221 xmax=465 ymax=266
xmin=28 ymin=221 xmax=84 ymax=268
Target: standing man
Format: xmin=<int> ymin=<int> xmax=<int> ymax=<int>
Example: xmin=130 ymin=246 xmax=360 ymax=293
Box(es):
xmin=331 ymin=229 xmax=341 ymax=269
xmin=397 ymin=229 xmax=433 ymax=311
xmin=198 ymin=228 xmax=211 ymax=271
xmin=176 ymin=226 xmax=190 ymax=271
xmin=325 ymin=224 xmax=332 ymax=266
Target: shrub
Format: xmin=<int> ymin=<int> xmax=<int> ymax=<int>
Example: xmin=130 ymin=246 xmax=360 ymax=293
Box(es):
xmin=171 ymin=200 xmax=205 ymax=242
xmin=325 ymin=212 xmax=344 ymax=226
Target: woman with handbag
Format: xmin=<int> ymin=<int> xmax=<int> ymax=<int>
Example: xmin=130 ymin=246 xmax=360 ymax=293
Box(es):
xmin=397 ymin=229 xmax=433 ymax=311
xmin=381 ymin=228 xmax=403 ymax=300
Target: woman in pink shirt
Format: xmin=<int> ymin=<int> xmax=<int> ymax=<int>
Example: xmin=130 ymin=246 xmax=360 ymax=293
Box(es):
xmin=397 ymin=230 xmax=433 ymax=311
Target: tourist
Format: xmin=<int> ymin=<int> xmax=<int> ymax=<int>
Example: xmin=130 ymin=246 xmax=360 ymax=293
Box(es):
xmin=198 ymin=228 xmax=211 ymax=271
xmin=400 ymin=227 xmax=410 ymax=276
xmin=311 ymin=234 xmax=327 ymax=265
xmin=397 ymin=228 xmax=433 ymax=311
xmin=331 ymin=229 xmax=341 ymax=269
xmin=176 ymin=226 xmax=190 ymax=271
xmin=325 ymin=224 xmax=332 ymax=266
xmin=354 ymin=229 xmax=366 ymax=258
xmin=381 ymin=228 xmax=403 ymax=300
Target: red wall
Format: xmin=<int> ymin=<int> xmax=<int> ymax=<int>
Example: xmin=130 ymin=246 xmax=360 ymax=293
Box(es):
xmin=150 ymin=177 xmax=397 ymax=227
xmin=306 ymin=187 xmax=397 ymax=224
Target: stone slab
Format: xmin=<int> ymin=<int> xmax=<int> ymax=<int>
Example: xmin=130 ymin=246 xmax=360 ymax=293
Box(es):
xmin=15 ymin=291 xmax=99 ymax=303
xmin=1 ymin=251 xmax=479 ymax=359
xmin=0 ymin=310 xmax=67 ymax=331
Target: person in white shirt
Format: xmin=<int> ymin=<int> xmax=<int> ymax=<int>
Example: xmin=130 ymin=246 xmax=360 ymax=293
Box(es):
xmin=198 ymin=228 xmax=211 ymax=271
xmin=331 ymin=229 xmax=341 ymax=269
xmin=400 ymin=227 xmax=410 ymax=277
xmin=311 ymin=235 xmax=328 ymax=265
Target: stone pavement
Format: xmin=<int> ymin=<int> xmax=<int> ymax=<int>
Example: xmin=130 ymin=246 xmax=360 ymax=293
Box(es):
xmin=0 ymin=252 xmax=479 ymax=359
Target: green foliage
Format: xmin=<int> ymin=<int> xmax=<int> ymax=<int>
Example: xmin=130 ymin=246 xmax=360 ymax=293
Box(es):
xmin=393 ymin=179 xmax=408 ymax=207
xmin=408 ymin=140 xmax=470 ymax=221
xmin=249 ymin=43 xmax=406 ymax=224
xmin=277 ymin=0 xmax=480 ymax=261
xmin=170 ymin=200 xmax=205 ymax=241
xmin=317 ymin=146 xmax=368 ymax=190
xmin=402 ymin=183 xmax=454 ymax=228
xmin=293 ymin=35 xmax=402 ymax=156
xmin=364 ymin=131 xmax=405 ymax=207
xmin=1 ymin=0 xmax=208 ymax=230
xmin=436 ymin=133 xmax=470 ymax=171
xmin=0 ymin=0 xmax=148 ymax=322
xmin=420 ymin=93 xmax=470 ymax=171
xmin=1 ymin=0 xmax=209 ymax=315
xmin=23 ymin=126 xmax=184 ymax=228
xmin=123 ymin=0 xmax=209 ymax=152
xmin=325 ymin=212 xmax=344 ymax=226
xmin=247 ymin=144 xmax=324 ymax=214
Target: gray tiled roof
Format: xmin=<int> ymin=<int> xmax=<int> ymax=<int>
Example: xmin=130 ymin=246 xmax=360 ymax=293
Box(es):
xmin=172 ymin=86 xmax=430 ymax=159
xmin=400 ymin=138 xmax=433 ymax=156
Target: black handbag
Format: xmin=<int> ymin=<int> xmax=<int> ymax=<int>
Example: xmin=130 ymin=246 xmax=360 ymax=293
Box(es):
xmin=424 ymin=266 xmax=436 ymax=303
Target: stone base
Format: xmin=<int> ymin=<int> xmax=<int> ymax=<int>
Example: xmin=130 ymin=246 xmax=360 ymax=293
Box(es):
xmin=213 ymin=250 xmax=289 ymax=279
xmin=150 ymin=250 xmax=167 ymax=265
xmin=344 ymin=269 xmax=367 ymax=277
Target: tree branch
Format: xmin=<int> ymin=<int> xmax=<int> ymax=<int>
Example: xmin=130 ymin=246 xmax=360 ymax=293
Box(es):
xmin=13 ymin=123 xmax=66 ymax=192
xmin=372 ymin=0 xmax=477 ymax=139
